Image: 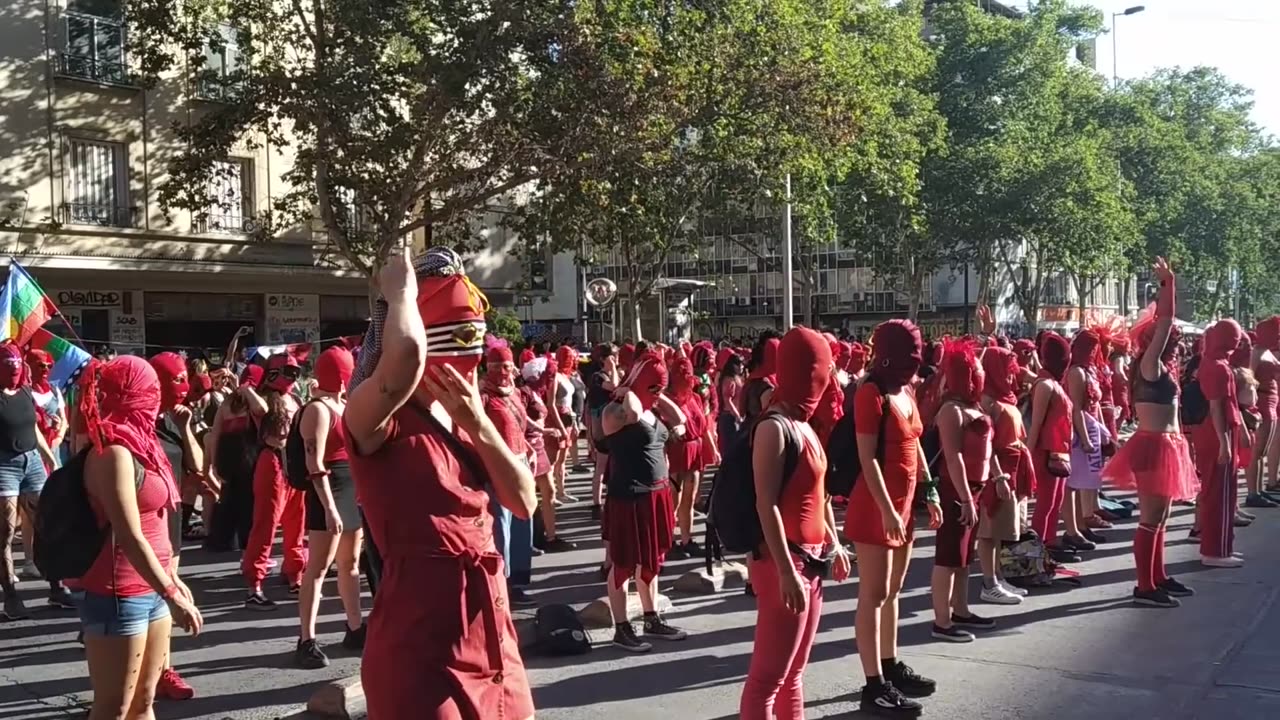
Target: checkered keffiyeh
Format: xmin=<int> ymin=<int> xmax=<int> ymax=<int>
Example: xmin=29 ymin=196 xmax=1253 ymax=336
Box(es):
xmin=349 ymin=247 xmax=466 ymax=391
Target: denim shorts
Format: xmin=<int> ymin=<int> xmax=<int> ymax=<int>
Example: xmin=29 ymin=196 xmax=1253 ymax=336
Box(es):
xmin=79 ymin=591 xmax=170 ymax=637
xmin=0 ymin=449 xmax=47 ymax=498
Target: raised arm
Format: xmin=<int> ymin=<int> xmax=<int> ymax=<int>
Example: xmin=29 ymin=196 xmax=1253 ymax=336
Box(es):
xmin=1141 ymin=257 xmax=1176 ymax=383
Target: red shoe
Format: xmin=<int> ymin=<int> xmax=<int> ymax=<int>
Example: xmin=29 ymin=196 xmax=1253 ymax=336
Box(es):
xmin=1086 ymin=515 xmax=1113 ymax=529
xmin=157 ymin=668 xmax=195 ymax=700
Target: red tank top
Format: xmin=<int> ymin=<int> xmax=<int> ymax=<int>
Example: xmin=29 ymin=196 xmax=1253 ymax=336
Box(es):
xmin=81 ymin=462 xmax=172 ymax=597
xmin=1035 ymin=379 xmax=1073 ymax=453
xmin=778 ymin=420 xmax=827 ymax=546
xmin=321 ymin=401 xmax=349 ymax=464
xmin=941 ymin=412 xmax=993 ymax=490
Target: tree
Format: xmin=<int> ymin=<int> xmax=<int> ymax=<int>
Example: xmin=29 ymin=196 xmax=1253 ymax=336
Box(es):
xmin=127 ymin=0 xmax=628 ymax=278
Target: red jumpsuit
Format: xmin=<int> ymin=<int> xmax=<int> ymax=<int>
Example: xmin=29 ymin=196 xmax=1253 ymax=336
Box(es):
xmin=241 ymin=447 xmax=307 ymax=587
xmin=1193 ymin=358 xmax=1239 ymax=559
xmin=348 ymin=406 xmax=533 ymax=720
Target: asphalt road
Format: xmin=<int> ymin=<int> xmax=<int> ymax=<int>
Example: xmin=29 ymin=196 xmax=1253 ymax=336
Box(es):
xmin=4 ymin=466 xmax=1280 ymax=720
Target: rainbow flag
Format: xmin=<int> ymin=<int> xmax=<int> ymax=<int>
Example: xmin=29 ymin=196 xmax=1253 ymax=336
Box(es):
xmin=29 ymin=328 xmax=91 ymax=390
xmin=1 ymin=260 xmax=57 ymax=346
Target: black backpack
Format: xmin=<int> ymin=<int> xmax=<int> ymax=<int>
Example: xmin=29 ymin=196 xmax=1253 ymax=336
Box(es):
xmin=35 ymin=448 xmax=142 ymax=581
xmin=824 ymin=379 xmax=890 ymax=497
xmin=533 ymin=603 xmax=592 ymax=656
xmin=708 ymin=410 xmax=800 ymax=556
xmin=1181 ymin=377 xmax=1209 ymax=427
xmin=285 ymin=399 xmax=325 ymax=491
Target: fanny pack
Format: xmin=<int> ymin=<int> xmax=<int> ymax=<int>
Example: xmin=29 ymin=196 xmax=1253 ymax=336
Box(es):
xmin=787 ymin=541 xmax=833 ymax=580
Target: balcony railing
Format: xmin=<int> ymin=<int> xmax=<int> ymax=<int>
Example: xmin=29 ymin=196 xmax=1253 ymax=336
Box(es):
xmin=193 ymin=75 xmax=243 ymax=102
xmin=201 ymin=214 xmax=257 ymax=234
xmin=57 ymin=52 xmax=130 ymax=86
xmin=61 ymin=203 xmax=137 ymax=228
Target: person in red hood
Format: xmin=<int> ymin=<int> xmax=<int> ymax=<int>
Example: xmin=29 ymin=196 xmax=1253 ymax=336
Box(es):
xmin=522 ymin=357 xmax=574 ymax=553
xmin=1027 ymin=332 xmax=1076 ymax=564
xmin=665 ymin=357 xmax=707 ymax=559
xmin=480 ymin=338 xmax=536 ymax=607
xmin=743 ymin=334 xmax=781 ymax=424
xmin=1252 ymin=316 xmax=1280 ymax=498
xmin=979 ymin=347 xmax=1031 ymax=605
xmin=618 ymin=343 xmax=637 ymax=376
xmin=550 ymin=345 xmax=579 ymax=503
xmin=1193 ymin=318 xmax=1244 ymax=567
xmin=26 ymin=349 xmax=66 ymax=473
xmin=600 ymin=353 xmax=689 ymax=653
xmin=1102 ymin=258 xmax=1199 ymax=605
xmin=344 ymin=247 xmax=536 ymax=720
xmin=1063 ymin=329 xmax=1107 ymax=553
xmin=739 ymin=327 xmax=851 ymax=719
xmin=930 ymin=338 xmax=999 ymax=642
xmin=845 ymin=320 xmax=941 ymax=716
xmin=847 ymin=342 xmax=868 ymax=380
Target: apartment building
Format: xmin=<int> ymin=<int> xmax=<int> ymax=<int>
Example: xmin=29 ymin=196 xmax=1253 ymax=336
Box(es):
xmin=0 ymin=0 xmax=573 ymax=356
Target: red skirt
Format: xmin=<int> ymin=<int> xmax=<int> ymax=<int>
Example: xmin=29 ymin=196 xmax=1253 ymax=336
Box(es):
xmin=667 ymin=440 xmax=704 ymax=474
xmin=1101 ymin=430 xmax=1199 ymax=501
xmin=603 ymin=484 xmax=675 ymax=587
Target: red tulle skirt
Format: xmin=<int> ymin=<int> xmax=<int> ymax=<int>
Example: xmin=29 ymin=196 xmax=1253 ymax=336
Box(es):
xmin=602 ymin=484 xmax=675 ymax=587
xmin=1101 ymin=430 xmax=1199 ymax=501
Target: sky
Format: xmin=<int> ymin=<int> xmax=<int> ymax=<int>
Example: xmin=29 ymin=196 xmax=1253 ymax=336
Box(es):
xmin=1091 ymin=0 xmax=1279 ymax=137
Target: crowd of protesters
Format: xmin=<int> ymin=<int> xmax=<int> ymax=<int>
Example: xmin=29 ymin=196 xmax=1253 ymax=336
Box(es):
xmin=1 ymin=252 xmax=1271 ymax=719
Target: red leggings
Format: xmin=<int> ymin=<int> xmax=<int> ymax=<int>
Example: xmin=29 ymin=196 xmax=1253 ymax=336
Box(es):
xmin=241 ymin=474 xmax=307 ymax=587
xmin=1030 ymin=453 xmax=1066 ymax=546
xmin=739 ymin=550 xmax=823 ymax=720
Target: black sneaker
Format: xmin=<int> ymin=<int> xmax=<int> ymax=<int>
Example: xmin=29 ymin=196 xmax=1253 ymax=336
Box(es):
xmin=612 ymin=623 xmax=652 ymax=653
xmin=1049 ymin=547 xmax=1082 ymax=564
xmin=245 ymin=591 xmax=277 ymax=611
xmin=342 ymin=623 xmax=366 ymax=650
xmin=665 ymin=544 xmax=689 ymax=561
xmin=1133 ymin=587 xmax=1180 ymax=608
xmin=683 ymin=540 xmax=704 ymax=558
xmin=1081 ymin=528 xmax=1107 ymax=544
xmin=1061 ymin=534 xmax=1096 ymax=551
xmin=295 ymin=639 xmax=329 ymax=669
xmin=931 ymin=624 xmax=974 ymax=643
xmin=1160 ymin=577 xmax=1195 ymax=597
xmin=544 ymin=537 xmax=577 ymax=553
xmin=1188 ymin=528 xmax=1201 ymax=540
xmin=48 ymin=585 xmax=76 ymax=610
xmin=744 ymin=582 xmax=756 ymax=598
xmin=288 ymin=583 xmax=300 ymax=596
xmin=1245 ymin=493 xmax=1278 ymax=508
xmin=509 ymin=588 xmax=538 ymax=608
xmin=643 ymin=613 xmax=688 ymax=641
xmin=530 ymin=546 xmax=546 ymax=557
xmin=884 ymin=660 xmax=937 ymax=697
xmin=860 ymin=681 xmax=923 ymax=717
xmin=951 ymin=612 xmax=996 ymax=629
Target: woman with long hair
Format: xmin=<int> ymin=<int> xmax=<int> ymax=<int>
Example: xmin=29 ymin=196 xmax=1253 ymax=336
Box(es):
xmin=716 ymin=353 xmax=746 ymax=456
xmin=203 ymin=365 xmax=264 ymax=553
xmin=666 ymin=357 xmax=707 ymax=559
xmin=344 ymin=246 xmax=536 ymax=720
xmin=845 ymin=320 xmax=942 ymax=716
xmin=930 ymin=338 xmax=999 ymax=642
xmin=601 ymin=353 xmax=689 ymax=652
xmin=1102 ymin=258 xmax=1199 ymax=603
xmin=521 ymin=358 xmax=574 ymax=552
xmin=295 ymin=346 xmax=364 ymax=668
xmin=548 ymin=346 xmax=578 ymax=503
xmin=739 ymin=327 xmax=851 ymax=719
xmin=1252 ymin=317 xmax=1280 ymax=503
xmin=1193 ymin=319 xmax=1245 ymax=567
xmin=1027 ymin=333 xmax=1076 ymax=565
xmin=79 ymin=356 xmax=203 ymax=719
xmin=743 ymin=334 xmax=780 ymax=425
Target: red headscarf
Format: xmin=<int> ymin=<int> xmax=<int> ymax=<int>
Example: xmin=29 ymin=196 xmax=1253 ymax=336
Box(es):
xmin=772 ymin=327 xmax=832 ymax=421
xmin=623 ymin=355 xmax=668 ymax=411
xmin=618 ymin=344 xmax=636 ymax=374
xmin=714 ymin=347 xmax=736 ymax=373
xmin=81 ymin=356 xmax=179 ymax=509
xmin=26 ymin=349 xmax=53 ymax=393
xmin=748 ymin=337 xmax=780 ymax=383
xmin=940 ymin=337 xmax=984 ymax=404
xmin=981 ymin=346 xmax=1020 ymax=405
xmin=1070 ymin=329 xmax=1100 ymax=369
xmin=1204 ymin=320 xmax=1243 ymax=362
xmin=691 ymin=343 xmax=714 ymax=375
xmin=556 ymin=345 xmax=578 ymax=375
xmin=1012 ymin=339 xmax=1036 ymax=367
xmin=264 ymin=353 xmax=300 ymax=394
xmin=1256 ymin=317 xmax=1280 ymax=353
xmin=0 ymin=344 xmax=23 ymax=392
xmin=149 ymin=352 xmax=189 ymax=411
xmin=1038 ymin=332 xmax=1070 ymax=382
xmin=669 ymin=357 xmax=696 ymax=401
xmin=869 ymin=320 xmax=923 ymax=391
xmin=186 ymin=373 xmax=212 ymax=404
xmin=834 ymin=341 xmax=852 ymax=370
xmin=316 ymin=346 xmax=355 ymax=393
xmin=847 ymin=342 xmax=868 ymax=374
xmin=240 ymin=364 xmax=265 ymax=389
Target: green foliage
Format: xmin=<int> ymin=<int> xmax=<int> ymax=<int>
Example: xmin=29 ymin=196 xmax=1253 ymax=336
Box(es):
xmin=485 ymin=308 xmax=525 ymax=349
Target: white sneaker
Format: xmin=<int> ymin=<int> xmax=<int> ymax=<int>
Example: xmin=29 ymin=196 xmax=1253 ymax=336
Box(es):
xmin=1201 ymin=555 xmax=1245 ymax=568
xmin=997 ymin=578 xmax=1028 ymax=597
xmin=1232 ymin=551 xmax=1245 ymax=559
xmin=981 ymin=584 xmax=1024 ymax=605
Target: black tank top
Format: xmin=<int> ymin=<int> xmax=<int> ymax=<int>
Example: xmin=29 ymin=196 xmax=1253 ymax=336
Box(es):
xmin=743 ymin=377 xmax=773 ymax=423
xmin=605 ymin=417 xmax=669 ymax=498
xmin=0 ymin=389 xmax=38 ymax=462
xmin=1133 ymin=372 xmax=1177 ymax=406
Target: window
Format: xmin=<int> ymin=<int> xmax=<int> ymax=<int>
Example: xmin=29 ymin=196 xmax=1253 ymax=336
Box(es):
xmin=60 ymin=1 xmax=129 ymax=85
xmin=63 ymin=138 xmax=131 ymax=227
xmin=195 ymin=25 xmax=244 ymax=101
xmin=202 ymin=159 xmax=253 ymax=234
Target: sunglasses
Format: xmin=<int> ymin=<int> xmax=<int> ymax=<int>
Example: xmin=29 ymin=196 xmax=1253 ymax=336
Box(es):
xmin=278 ymin=366 xmax=301 ymax=380
xmin=34 ymin=363 xmax=52 ymax=369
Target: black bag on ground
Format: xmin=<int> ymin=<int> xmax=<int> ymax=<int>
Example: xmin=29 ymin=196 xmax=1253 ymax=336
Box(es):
xmin=35 ymin=448 xmax=142 ymax=581
xmin=285 ymin=399 xmax=324 ymax=491
xmin=707 ymin=410 xmax=800 ymax=556
xmin=824 ymin=378 xmax=890 ymax=497
xmin=533 ymin=603 xmax=592 ymax=656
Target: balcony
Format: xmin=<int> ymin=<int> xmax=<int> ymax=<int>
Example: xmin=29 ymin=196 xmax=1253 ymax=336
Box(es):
xmin=192 ymin=74 xmax=243 ymax=103
xmin=61 ymin=203 xmax=137 ymax=228
xmin=57 ymin=51 xmax=131 ymax=86
xmin=200 ymin=214 xmax=257 ymax=235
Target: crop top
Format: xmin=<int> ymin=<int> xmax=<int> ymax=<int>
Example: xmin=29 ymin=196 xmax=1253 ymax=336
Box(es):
xmin=1132 ymin=371 xmax=1177 ymax=406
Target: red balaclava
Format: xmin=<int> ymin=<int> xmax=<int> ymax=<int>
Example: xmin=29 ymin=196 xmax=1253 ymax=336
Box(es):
xmin=1013 ymin=339 xmax=1036 ymax=368
xmin=847 ymin=342 xmax=868 ymax=375
xmin=556 ymin=345 xmax=578 ymax=375
xmin=618 ymin=344 xmax=636 ymax=374
xmin=26 ymin=349 xmax=53 ymax=393
xmin=869 ymin=320 xmax=923 ymax=391
xmin=623 ymin=355 xmax=668 ymax=411
xmin=981 ymin=346 xmax=1020 ymax=405
xmin=941 ymin=337 xmax=984 ymax=404
xmin=1230 ymin=331 xmax=1253 ymax=369
xmin=149 ymin=352 xmax=190 ymax=411
xmin=80 ymin=356 xmax=179 ymax=508
xmin=1070 ymin=329 xmax=1100 ymax=369
xmin=1204 ymin=319 xmax=1243 ymax=363
xmin=1256 ymin=317 xmax=1280 ymax=353
xmin=315 ymin=346 xmax=355 ymax=394
xmin=186 ymin=373 xmax=212 ymax=405
xmin=519 ymin=347 xmax=536 ymax=366
xmin=714 ymin=347 xmax=736 ymax=373
xmin=835 ymin=341 xmax=852 ymax=371
xmin=264 ymin=353 xmax=301 ymax=394
xmin=748 ymin=337 xmax=780 ymax=383
xmin=669 ymin=357 xmax=696 ymax=400
xmin=772 ymin=327 xmax=832 ymax=420
xmin=0 ymin=344 xmax=24 ymax=391
xmin=1038 ymin=332 xmax=1070 ymax=382
xmin=484 ymin=338 xmax=516 ymax=394
xmin=240 ymin=364 xmax=265 ymax=390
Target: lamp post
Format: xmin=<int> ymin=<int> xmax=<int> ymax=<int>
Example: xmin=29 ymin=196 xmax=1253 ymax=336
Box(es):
xmin=1111 ymin=5 xmax=1145 ymax=88
xmin=782 ymin=173 xmax=794 ymax=330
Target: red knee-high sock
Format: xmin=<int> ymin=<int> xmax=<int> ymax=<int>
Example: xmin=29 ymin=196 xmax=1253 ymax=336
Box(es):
xmin=1152 ymin=526 xmax=1168 ymax=585
xmin=1134 ymin=524 xmax=1158 ymax=592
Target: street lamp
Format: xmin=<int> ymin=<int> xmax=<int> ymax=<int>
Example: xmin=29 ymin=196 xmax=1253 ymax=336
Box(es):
xmin=1112 ymin=5 xmax=1145 ymax=88
xmin=782 ymin=173 xmax=794 ymax=330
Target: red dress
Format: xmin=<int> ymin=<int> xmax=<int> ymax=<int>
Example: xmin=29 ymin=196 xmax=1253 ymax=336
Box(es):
xmin=666 ymin=393 xmax=706 ymax=474
xmin=844 ymin=384 xmax=923 ymax=548
xmin=347 ymin=406 xmax=533 ymax=720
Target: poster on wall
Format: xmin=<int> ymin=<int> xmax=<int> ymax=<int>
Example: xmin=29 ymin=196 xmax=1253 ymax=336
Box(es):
xmin=265 ymin=294 xmax=320 ymax=345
